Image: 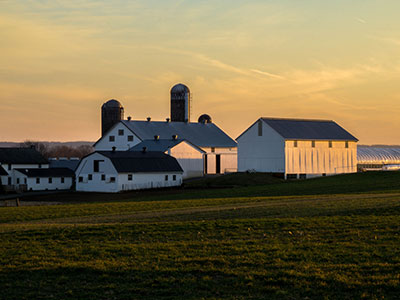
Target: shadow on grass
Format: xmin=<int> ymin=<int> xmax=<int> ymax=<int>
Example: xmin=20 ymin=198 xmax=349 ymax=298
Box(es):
xmin=1 ymin=267 xmax=398 ymax=300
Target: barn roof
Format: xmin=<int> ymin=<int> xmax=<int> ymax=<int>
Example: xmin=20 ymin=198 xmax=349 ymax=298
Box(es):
xmin=117 ymin=120 xmax=236 ymax=148
xmin=357 ymin=147 xmax=400 ymax=164
xmin=0 ymin=148 xmax=48 ymax=164
xmin=0 ymin=165 xmax=8 ymax=175
xmin=129 ymin=139 xmax=205 ymax=153
xmin=14 ymin=168 xmax=75 ymax=178
xmin=257 ymin=118 xmax=358 ymax=141
xmin=49 ymin=159 xmax=80 ymax=171
xmin=97 ymin=151 xmax=183 ymax=173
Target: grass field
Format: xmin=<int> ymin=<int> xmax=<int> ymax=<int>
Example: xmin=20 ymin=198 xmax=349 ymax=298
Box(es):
xmin=1 ymin=172 xmax=400 ymax=299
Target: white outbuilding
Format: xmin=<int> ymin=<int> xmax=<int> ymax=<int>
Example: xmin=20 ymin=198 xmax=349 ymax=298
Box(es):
xmin=13 ymin=168 xmax=74 ymax=191
xmin=75 ymin=150 xmax=183 ymax=193
xmin=129 ymin=137 xmax=205 ymax=179
xmin=237 ymin=118 xmax=358 ymax=179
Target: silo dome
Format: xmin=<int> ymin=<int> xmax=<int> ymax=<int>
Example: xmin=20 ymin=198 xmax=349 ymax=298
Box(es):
xmin=171 ymin=83 xmax=190 ymax=94
xmin=198 ymin=114 xmax=212 ymax=124
xmin=102 ymin=99 xmax=123 ymax=108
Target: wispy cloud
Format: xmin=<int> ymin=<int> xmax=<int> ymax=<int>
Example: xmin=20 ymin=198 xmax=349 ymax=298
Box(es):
xmin=355 ymin=17 xmax=367 ymax=24
xmin=251 ymin=69 xmax=285 ymax=80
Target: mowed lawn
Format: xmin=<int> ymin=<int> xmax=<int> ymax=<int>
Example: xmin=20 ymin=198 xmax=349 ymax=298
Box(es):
xmin=1 ymin=172 xmax=400 ymax=299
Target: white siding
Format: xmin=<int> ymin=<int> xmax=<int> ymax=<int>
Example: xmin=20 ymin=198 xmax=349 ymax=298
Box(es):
xmin=166 ymin=141 xmax=204 ymax=179
xmin=0 ymin=163 xmax=49 ymax=187
xmin=285 ymin=140 xmax=357 ymax=176
xmin=119 ymin=173 xmax=183 ymax=191
xmin=201 ymin=147 xmax=237 ymax=174
xmin=94 ymin=123 xmax=141 ymax=151
xmin=13 ymin=171 xmax=73 ymax=191
xmin=237 ymin=120 xmax=285 ymax=172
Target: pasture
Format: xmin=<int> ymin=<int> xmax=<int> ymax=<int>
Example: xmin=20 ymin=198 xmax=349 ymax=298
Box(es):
xmin=1 ymin=172 xmax=400 ymax=299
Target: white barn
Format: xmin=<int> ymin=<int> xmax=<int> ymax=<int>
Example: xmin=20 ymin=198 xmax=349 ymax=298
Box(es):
xmin=75 ymin=150 xmax=183 ymax=193
xmin=129 ymin=137 xmax=205 ymax=179
xmin=0 ymin=147 xmax=49 ymax=191
xmin=13 ymin=168 xmax=74 ymax=191
xmin=93 ymin=119 xmax=237 ymax=175
xmin=237 ymin=118 xmax=358 ymax=179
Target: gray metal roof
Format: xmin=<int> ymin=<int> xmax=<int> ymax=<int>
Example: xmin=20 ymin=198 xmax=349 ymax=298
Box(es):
xmin=97 ymin=151 xmax=183 ymax=173
xmin=0 ymin=148 xmax=48 ymax=164
xmin=15 ymin=168 xmax=75 ymax=178
xmin=121 ymin=120 xmax=237 ymax=148
xmin=260 ymin=118 xmax=358 ymax=141
xmin=129 ymin=139 xmax=205 ymax=153
xmin=357 ymin=147 xmax=400 ymax=164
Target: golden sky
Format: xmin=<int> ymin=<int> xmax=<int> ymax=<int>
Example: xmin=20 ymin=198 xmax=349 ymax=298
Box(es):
xmin=1 ymin=0 xmax=400 ymax=144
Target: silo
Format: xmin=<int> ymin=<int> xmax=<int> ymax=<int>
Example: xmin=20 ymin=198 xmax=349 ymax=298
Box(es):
xmin=198 ymin=114 xmax=212 ymax=124
xmin=101 ymin=99 xmax=124 ymax=136
xmin=170 ymin=83 xmax=190 ymax=122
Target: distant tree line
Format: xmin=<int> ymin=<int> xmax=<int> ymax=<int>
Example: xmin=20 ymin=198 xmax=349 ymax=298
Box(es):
xmin=20 ymin=141 xmax=93 ymax=159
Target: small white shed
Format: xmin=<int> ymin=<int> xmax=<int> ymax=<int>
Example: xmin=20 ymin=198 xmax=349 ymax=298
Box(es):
xmin=13 ymin=168 xmax=74 ymax=191
xmin=75 ymin=150 xmax=183 ymax=193
xmin=237 ymin=117 xmax=358 ymax=178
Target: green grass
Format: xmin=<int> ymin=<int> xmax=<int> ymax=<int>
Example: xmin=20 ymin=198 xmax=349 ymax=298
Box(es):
xmin=1 ymin=172 xmax=400 ymax=299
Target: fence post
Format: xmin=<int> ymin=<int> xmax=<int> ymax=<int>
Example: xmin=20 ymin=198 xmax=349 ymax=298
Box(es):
xmin=16 ymin=198 xmax=20 ymax=207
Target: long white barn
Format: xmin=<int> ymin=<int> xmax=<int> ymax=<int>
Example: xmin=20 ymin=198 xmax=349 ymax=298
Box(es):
xmin=237 ymin=118 xmax=358 ymax=178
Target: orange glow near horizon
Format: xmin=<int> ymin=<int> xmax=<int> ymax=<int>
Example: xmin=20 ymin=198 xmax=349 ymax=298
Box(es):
xmin=1 ymin=1 xmax=400 ymax=145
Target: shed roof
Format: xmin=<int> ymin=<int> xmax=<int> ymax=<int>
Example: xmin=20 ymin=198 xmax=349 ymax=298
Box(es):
xmin=0 ymin=148 xmax=48 ymax=164
xmin=129 ymin=139 xmax=205 ymax=153
xmin=258 ymin=118 xmax=358 ymax=141
xmin=15 ymin=168 xmax=75 ymax=178
xmin=0 ymin=165 xmax=8 ymax=176
xmin=97 ymin=151 xmax=183 ymax=173
xmin=117 ymin=120 xmax=236 ymax=148
xmin=49 ymin=159 xmax=80 ymax=171
xmin=357 ymin=147 xmax=400 ymax=164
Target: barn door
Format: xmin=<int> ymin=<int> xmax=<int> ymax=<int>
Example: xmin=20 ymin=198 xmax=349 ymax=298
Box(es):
xmin=216 ymin=154 xmax=221 ymax=174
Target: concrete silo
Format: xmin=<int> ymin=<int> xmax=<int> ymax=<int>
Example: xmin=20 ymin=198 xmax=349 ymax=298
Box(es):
xmin=170 ymin=83 xmax=190 ymax=122
xmin=101 ymin=99 xmax=124 ymax=136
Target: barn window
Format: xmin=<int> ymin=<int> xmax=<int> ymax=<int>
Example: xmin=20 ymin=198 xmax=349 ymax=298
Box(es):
xmin=128 ymin=174 xmax=133 ymax=181
xmin=88 ymin=174 xmax=92 ymax=181
xmin=118 ymin=129 xmax=124 ymax=136
xmin=8 ymin=177 xmax=11 ymax=185
xmin=294 ymin=141 xmax=298 ymax=147
xmin=38 ymin=164 xmax=42 ymax=169
xmin=173 ymin=175 xmax=176 ymax=181
xmin=101 ymin=174 xmax=106 ymax=181
xmin=109 ymin=136 xmax=115 ymax=142
xmin=61 ymin=177 xmax=65 ymax=183
xmin=110 ymin=177 xmax=116 ymax=182
xmin=16 ymin=178 xmax=20 ymax=184
xmin=345 ymin=141 xmax=349 ymax=148
xmin=258 ymin=120 xmax=263 ymax=136
xmin=8 ymin=164 xmax=11 ymax=170
xmin=211 ymin=147 xmax=215 ymax=153
xmin=48 ymin=178 xmax=52 ymax=184
xmin=36 ymin=178 xmax=40 ymax=184
xmin=128 ymin=135 xmax=133 ymax=142
xmin=329 ymin=141 xmax=332 ymax=148
xmin=94 ymin=160 xmax=102 ymax=172
xmin=165 ymin=175 xmax=168 ymax=181
xmin=311 ymin=141 xmax=315 ymax=148
xmin=78 ymin=177 xmax=83 ymax=182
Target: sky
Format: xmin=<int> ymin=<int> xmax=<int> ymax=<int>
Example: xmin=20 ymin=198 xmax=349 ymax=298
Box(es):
xmin=1 ymin=0 xmax=400 ymax=144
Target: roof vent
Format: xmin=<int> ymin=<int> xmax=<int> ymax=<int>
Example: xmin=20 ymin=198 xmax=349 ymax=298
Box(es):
xmin=154 ymin=135 xmax=160 ymax=141
xmin=147 ymin=117 xmax=151 ymax=122
xmin=142 ymin=146 xmax=147 ymax=153
xmin=166 ymin=118 xmax=170 ymax=122
xmin=127 ymin=116 xmax=132 ymax=121
xmin=172 ymin=135 xmax=178 ymax=140
xmin=112 ymin=146 xmax=116 ymax=152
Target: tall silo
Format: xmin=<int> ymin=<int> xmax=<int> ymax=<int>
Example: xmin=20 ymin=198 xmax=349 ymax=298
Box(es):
xmin=170 ymin=83 xmax=190 ymax=122
xmin=101 ymin=99 xmax=124 ymax=136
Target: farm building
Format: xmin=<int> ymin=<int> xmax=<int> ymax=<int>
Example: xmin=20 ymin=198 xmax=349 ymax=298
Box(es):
xmin=75 ymin=150 xmax=183 ymax=193
xmin=357 ymin=146 xmax=400 ymax=171
xmin=237 ymin=118 xmax=358 ymax=179
xmin=13 ymin=168 xmax=74 ymax=191
xmin=0 ymin=147 xmax=49 ymax=191
xmin=129 ymin=137 xmax=205 ymax=179
xmin=94 ymin=84 xmax=237 ymax=176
